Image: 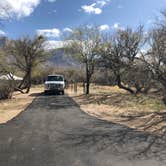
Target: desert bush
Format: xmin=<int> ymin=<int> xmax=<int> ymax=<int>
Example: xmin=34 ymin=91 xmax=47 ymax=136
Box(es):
xmin=92 ymin=69 xmax=116 ymax=85
xmin=0 ymin=81 xmax=14 ymax=99
xmin=6 ymin=36 xmax=49 ymax=93
xmin=98 ymin=26 xmax=145 ymax=94
xmin=121 ymin=61 xmax=153 ymax=94
xmin=64 ymin=68 xmax=85 ymax=83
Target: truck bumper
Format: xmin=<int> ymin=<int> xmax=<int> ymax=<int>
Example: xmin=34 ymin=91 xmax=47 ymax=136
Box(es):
xmin=44 ymin=89 xmax=64 ymax=95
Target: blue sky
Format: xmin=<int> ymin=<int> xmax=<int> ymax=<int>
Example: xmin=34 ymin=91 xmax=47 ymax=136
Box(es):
xmin=0 ymin=0 xmax=166 ymax=46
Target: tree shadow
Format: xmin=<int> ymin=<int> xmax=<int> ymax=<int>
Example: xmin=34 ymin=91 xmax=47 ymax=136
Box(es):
xmin=120 ymin=112 xmax=166 ymax=134
xmin=73 ymin=92 xmax=164 ymax=109
xmin=69 ymin=93 xmax=166 ymax=160
xmin=73 ymin=93 xmax=135 ymax=107
xmin=1 ymin=93 xmax=166 ymax=162
xmin=72 ymin=92 xmax=166 ymax=133
xmin=47 ymin=95 xmax=165 ymax=160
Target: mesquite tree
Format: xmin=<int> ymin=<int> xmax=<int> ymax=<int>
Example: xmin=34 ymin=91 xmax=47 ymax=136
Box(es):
xmin=65 ymin=26 xmax=101 ymax=94
xmin=0 ymin=3 xmax=12 ymax=26
xmin=6 ymin=36 xmax=48 ymax=93
xmin=143 ymin=10 xmax=166 ymax=103
xmin=98 ymin=26 xmax=145 ymax=94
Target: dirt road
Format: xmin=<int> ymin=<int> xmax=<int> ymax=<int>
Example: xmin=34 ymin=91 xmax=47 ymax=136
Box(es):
xmin=0 ymin=94 xmax=166 ymax=166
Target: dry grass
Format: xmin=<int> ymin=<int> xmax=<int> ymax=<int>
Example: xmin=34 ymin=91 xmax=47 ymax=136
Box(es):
xmin=68 ymin=85 xmax=166 ymax=135
xmin=0 ymin=86 xmax=43 ymax=124
xmin=1 ymin=84 xmax=166 ymax=135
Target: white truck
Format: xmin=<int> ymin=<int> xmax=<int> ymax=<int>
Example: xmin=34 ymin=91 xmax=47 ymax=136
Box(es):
xmin=44 ymin=75 xmax=65 ymax=95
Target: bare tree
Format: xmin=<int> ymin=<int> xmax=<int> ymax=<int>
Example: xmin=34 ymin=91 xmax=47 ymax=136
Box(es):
xmin=122 ymin=60 xmax=153 ymax=94
xmin=0 ymin=3 xmax=12 ymax=26
xmin=65 ymin=26 xmax=101 ymax=94
xmin=98 ymin=26 xmax=145 ymax=94
xmin=142 ymin=10 xmax=166 ymax=102
xmin=6 ymin=36 xmax=49 ymax=93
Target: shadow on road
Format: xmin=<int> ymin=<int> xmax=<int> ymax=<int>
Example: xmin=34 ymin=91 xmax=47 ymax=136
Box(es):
xmin=0 ymin=93 xmax=166 ymax=165
xmin=72 ymin=93 xmax=166 ymax=136
xmin=62 ymin=95 xmax=166 ymax=160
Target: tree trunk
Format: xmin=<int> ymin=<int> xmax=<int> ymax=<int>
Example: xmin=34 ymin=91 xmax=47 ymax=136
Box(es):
xmin=159 ymin=79 xmax=166 ymax=105
xmin=86 ymin=64 xmax=90 ymax=95
xmin=25 ymin=69 xmax=32 ymax=93
xmin=116 ymin=74 xmax=135 ymax=94
xmin=86 ymin=79 xmax=90 ymax=95
xmin=135 ymin=83 xmax=142 ymax=94
xmin=162 ymin=88 xmax=166 ymax=105
xmin=163 ymin=95 xmax=166 ymax=105
xmin=18 ymin=72 xmax=28 ymax=89
xmin=25 ymin=82 xmax=31 ymax=93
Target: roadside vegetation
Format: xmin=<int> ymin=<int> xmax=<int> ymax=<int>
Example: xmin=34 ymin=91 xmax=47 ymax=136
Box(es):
xmin=64 ymin=10 xmax=166 ymax=104
xmin=0 ymin=7 xmax=165 ymax=126
xmin=0 ymin=86 xmax=42 ymax=124
xmin=68 ymin=84 xmax=166 ymax=135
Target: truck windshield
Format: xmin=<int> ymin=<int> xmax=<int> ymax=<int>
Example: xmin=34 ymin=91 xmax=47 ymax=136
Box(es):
xmin=47 ymin=76 xmax=63 ymax=81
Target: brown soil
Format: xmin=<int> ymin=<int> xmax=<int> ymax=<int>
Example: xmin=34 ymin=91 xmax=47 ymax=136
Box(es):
xmin=68 ymin=85 xmax=166 ymax=135
xmin=0 ymin=87 xmax=43 ymax=124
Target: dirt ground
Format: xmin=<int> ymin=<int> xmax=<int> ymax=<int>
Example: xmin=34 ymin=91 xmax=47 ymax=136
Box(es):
xmin=0 ymin=86 xmax=43 ymax=124
xmin=1 ymin=88 xmax=166 ymax=165
xmin=1 ymin=84 xmax=166 ymax=135
xmin=68 ymin=85 xmax=166 ymax=135
xmin=0 ymin=85 xmax=166 ymax=165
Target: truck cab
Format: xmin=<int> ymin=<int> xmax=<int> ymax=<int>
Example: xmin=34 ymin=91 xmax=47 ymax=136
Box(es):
xmin=44 ymin=75 xmax=65 ymax=95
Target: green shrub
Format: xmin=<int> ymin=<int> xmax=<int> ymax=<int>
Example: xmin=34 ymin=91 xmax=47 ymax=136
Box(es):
xmin=0 ymin=81 xmax=14 ymax=100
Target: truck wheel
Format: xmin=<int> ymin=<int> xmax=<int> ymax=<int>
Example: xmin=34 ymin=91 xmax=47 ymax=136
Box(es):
xmin=62 ymin=91 xmax=64 ymax=95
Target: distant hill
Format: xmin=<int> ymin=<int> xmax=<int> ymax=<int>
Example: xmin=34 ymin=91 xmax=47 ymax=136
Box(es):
xmin=48 ymin=48 xmax=80 ymax=68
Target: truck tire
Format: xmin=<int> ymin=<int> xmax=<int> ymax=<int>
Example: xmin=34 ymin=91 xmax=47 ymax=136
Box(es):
xmin=44 ymin=91 xmax=48 ymax=95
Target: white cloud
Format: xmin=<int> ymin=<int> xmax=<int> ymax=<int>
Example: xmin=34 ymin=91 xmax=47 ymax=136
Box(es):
xmin=81 ymin=0 xmax=111 ymax=15
xmin=96 ymin=1 xmax=107 ymax=7
xmin=96 ymin=0 xmax=111 ymax=7
xmin=99 ymin=24 xmax=110 ymax=31
xmin=36 ymin=28 xmax=61 ymax=38
xmin=112 ymin=23 xmax=125 ymax=30
xmin=63 ymin=27 xmax=73 ymax=33
xmin=43 ymin=40 xmax=64 ymax=50
xmin=81 ymin=3 xmax=102 ymax=14
xmin=0 ymin=30 xmax=6 ymax=36
xmin=0 ymin=0 xmax=40 ymax=19
xmin=47 ymin=0 xmax=56 ymax=2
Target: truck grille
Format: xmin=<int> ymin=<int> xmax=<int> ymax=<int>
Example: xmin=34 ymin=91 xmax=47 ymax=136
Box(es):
xmin=49 ymin=84 xmax=62 ymax=89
